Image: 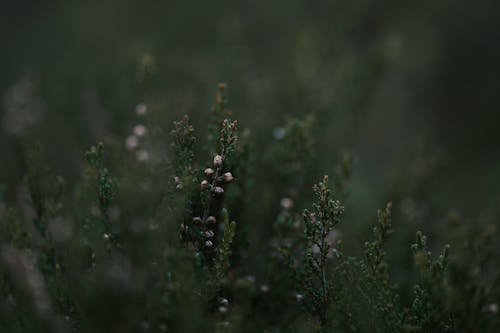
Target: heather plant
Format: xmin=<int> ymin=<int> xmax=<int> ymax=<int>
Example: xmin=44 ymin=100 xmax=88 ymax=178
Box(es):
xmin=84 ymin=142 xmax=118 ymax=248
xmin=0 ymin=84 xmax=499 ymax=333
xmin=173 ymin=84 xmax=241 ymax=320
xmin=282 ymin=175 xmax=344 ymax=330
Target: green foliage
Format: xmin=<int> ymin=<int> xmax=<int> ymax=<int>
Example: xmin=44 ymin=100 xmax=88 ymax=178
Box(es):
xmin=285 ymin=175 xmax=344 ymax=330
xmin=0 ymin=84 xmax=498 ymax=333
xmin=407 ymin=232 xmax=452 ymax=331
xmin=267 ymin=115 xmax=315 ymax=199
xmin=85 ymin=142 xmax=117 ymax=239
xmin=214 ymin=209 xmax=236 ymax=288
xmin=25 ymin=145 xmax=64 ymax=239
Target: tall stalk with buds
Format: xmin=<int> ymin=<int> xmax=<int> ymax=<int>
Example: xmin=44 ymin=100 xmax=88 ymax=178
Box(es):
xmin=173 ymin=84 xmax=240 ymax=319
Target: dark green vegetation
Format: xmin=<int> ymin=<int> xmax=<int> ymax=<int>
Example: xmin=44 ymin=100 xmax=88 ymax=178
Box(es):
xmin=0 ymin=85 xmax=499 ymax=332
xmin=2 ymin=1 xmax=500 ymax=332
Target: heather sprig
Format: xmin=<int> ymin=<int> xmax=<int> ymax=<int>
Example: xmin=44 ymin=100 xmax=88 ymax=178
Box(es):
xmin=214 ymin=208 xmax=236 ymax=288
xmin=362 ymin=202 xmax=403 ymax=331
xmin=446 ymin=214 xmax=499 ymax=331
xmin=408 ymin=231 xmax=453 ymax=331
xmin=365 ymin=202 xmax=393 ymax=284
xmin=174 ymin=84 xmax=241 ymax=320
xmin=288 ymin=175 xmax=344 ymax=330
xmin=170 ymin=114 xmax=196 ymax=183
xmin=85 ymin=142 xmax=117 ymax=244
xmin=178 ymin=85 xmax=238 ymax=262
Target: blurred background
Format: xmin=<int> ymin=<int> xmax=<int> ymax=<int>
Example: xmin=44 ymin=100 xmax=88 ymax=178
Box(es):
xmin=1 ymin=0 xmax=500 ymax=243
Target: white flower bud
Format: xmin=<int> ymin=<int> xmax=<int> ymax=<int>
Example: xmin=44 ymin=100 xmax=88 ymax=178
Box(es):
xmin=296 ymin=294 xmax=304 ymax=302
xmin=260 ymin=285 xmax=270 ymax=293
xmin=206 ymin=216 xmax=216 ymax=224
xmin=192 ymin=217 xmax=202 ymax=224
xmin=214 ymin=186 xmax=224 ymax=194
xmin=205 ymin=230 xmax=214 ymax=238
xmin=223 ymin=172 xmax=234 ymax=182
xmin=218 ymin=297 xmax=229 ymax=306
xmin=205 ymin=240 xmax=213 ymax=247
xmin=219 ymin=306 xmax=228 ymax=314
xmin=200 ymin=180 xmax=210 ymax=189
xmin=213 ymin=154 xmax=223 ymax=167
xmin=125 ymin=135 xmax=139 ymax=150
xmin=280 ymin=197 xmax=294 ymax=210
xmin=135 ymin=102 xmax=147 ymax=116
xmin=204 ymin=168 xmax=215 ymax=177
xmin=488 ymin=303 xmax=498 ymax=315
xmin=133 ymin=124 xmax=148 ymax=137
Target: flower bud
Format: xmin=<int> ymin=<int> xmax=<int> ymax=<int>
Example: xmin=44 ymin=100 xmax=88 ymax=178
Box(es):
xmin=135 ymin=102 xmax=147 ymax=116
xmin=280 ymin=197 xmax=294 ymax=210
xmin=204 ymin=168 xmax=215 ymax=177
xmin=192 ymin=217 xmax=202 ymax=224
xmin=214 ymin=186 xmax=225 ymax=195
xmin=125 ymin=135 xmax=139 ymax=150
xmin=133 ymin=124 xmax=148 ymax=137
xmin=205 ymin=230 xmax=215 ymax=238
xmin=213 ymin=154 xmax=223 ymax=167
xmin=200 ymin=180 xmax=210 ymax=189
xmin=223 ymin=172 xmax=234 ymax=182
xmin=206 ymin=216 xmax=216 ymax=224
xmin=218 ymin=297 xmax=229 ymax=306
xmin=205 ymin=240 xmax=213 ymax=247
